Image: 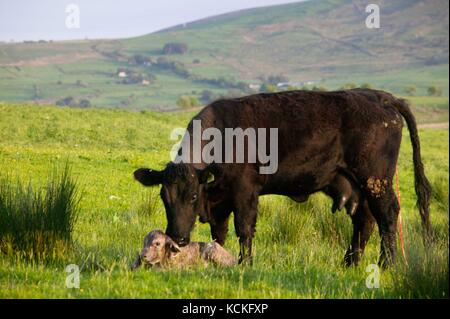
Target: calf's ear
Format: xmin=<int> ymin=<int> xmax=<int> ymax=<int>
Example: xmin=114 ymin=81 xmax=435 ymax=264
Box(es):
xmin=165 ymin=237 xmax=181 ymax=253
xmin=133 ymin=168 xmax=164 ymax=186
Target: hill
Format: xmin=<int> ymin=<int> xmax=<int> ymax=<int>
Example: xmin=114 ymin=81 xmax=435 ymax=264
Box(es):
xmin=0 ymin=0 xmax=448 ymax=110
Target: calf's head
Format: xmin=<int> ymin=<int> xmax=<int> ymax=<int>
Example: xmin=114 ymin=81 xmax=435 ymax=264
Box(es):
xmin=139 ymin=230 xmax=181 ymax=266
xmin=134 ymin=163 xmax=212 ymax=246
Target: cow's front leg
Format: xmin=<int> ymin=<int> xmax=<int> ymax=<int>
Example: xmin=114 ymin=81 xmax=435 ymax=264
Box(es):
xmin=234 ymin=211 xmax=256 ymax=265
xmin=233 ymin=192 xmax=259 ymax=265
xmin=210 ymin=203 xmax=232 ymax=246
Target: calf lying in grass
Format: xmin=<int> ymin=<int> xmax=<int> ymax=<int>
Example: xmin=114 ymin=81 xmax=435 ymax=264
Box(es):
xmin=131 ymin=230 xmax=236 ymax=270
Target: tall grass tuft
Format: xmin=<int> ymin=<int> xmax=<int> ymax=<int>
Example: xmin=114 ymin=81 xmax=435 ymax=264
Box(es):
xmin=136 ymin=188 xmax=160 ymax=218
xmin=431 ymin=175 xmax=449 ymax=210
xmin=0 ymin=164 xmax=80 ymax=260
xmin=390 ymin=239 xmax=449 ymax=298
xmin=264 ymin=194 xmax=352 ymax=248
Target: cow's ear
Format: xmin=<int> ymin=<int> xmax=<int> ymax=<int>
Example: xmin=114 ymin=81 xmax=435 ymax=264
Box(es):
xmin=196 ymin=167 xmax=215 ymax=185
xmin=133 ymin=168 xmax=164 ymax=186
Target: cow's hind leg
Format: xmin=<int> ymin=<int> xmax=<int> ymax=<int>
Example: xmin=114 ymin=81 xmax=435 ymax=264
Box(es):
xmin=344 ymin=199 xmax=375 ymax=266
xmin=364 ymin=184 xmax=400 ymax=268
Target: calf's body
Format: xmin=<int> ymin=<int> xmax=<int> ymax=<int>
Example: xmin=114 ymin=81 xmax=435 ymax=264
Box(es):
xmin=132 ymin=230 xmax=236 ymax=269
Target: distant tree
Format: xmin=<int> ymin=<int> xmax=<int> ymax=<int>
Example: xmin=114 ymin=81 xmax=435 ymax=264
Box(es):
xmin=171 ymin=61 xmax=190 ymax=78
xmin=177 ymin=95 xmax=193 ymax=109
xmin=189 ymin=96 xmax=199 ymax=107
xmin=404 ymin=85 xmax=417 ymax=96
xmin=263 ymin=74 xmax=289 ymax=85
xmin=55 ymin=96 xmax=91 ymax=108
xmin=200 ymin=90 xmax=218 ymax=104
xmin=427 ymin=86 xmax=443 ymax=97
xmin=341 ymin=83 xmax=357 ymax=90
xmin=285 ymin=85 xmax=300 ymax=91
xmin=129 ymin=54 xmax=151 ymax=65
xmin=260 ymin=84 xmax=278 ymax=93
xmin=78 ymin=99 xmax=91 ymax=108
xmin=360 ymin=83 xmax=372 ymax=89
xmin=155 ymin=57 xmax=190 ymax=78
xmin=311 ymin=85 xmax=327 ymax=91
xmin=163 ymin=42 xmax=188 ymax=55
xmin=300 ymin=86 xmax=310 ymax=91
xmin=56 ymin=96 xmax=76 ymax=107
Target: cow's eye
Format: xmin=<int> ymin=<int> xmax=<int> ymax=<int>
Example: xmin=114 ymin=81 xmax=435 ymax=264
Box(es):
xmin=191 ymin=194 xmax=198 ymax=203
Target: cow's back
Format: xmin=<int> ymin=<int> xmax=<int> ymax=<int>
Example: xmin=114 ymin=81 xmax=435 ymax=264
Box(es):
xmin=187 ymin=89 xmax=403 ymax=193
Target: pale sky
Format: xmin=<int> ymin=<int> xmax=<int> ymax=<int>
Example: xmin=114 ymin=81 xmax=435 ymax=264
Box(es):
xmin=0 ymin=0 xmax=306 ymax=42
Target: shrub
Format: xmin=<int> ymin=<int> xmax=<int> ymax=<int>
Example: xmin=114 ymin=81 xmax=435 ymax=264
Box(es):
xmin=427 ymin=86 xmax=443 ymax=97
xmin=260 ymin=74 xmax=289 ymax=85
xmin=56 ymin=96 xmax=92 ymax=108
xmin=189 ymin=96 xmax=200 ymax=107
xmin=404 ymin=85 xmax=417 ymax=96
xmin=0 ymin=164 xmax=80 ymax=260
xmin=340 ymin=83 xmax=357 ymax=90
xmin=155 ymin=58 xmax=190 ymax=78
xmin=162 ymin=42 xmax=188 ymax=55
xmin=200 ymin=90 xmax=218 ymax=104
xmin=260 ymin=84 xmax=278 ymax=93
xmin=360 ymin=83 xmax=372 ymax=89
xmin=56 ymin=96 xmax=76 ymax=107
xmin=311 ymin=85 xmax=327 ymax=91
xmin=176 ymin=95 xmax=190 ymax=108
xmin=129 ymin=54 xmax=152 ymax=65
xmin=78 ymin=99 xmax=91 ymax=108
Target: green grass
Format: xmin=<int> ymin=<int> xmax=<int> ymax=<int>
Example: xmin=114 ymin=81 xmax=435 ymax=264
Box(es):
xmin=0 ymin=103 xmax=448 ymax=298
xmin=0 ymin=164 xmax=80 ymax=260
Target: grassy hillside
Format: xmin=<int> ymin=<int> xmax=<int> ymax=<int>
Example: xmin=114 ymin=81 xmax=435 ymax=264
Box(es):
xmin=0 ymin=103 xmax=448 ymax=298
xmin=0 ymin=0 xmax=448 ymax=109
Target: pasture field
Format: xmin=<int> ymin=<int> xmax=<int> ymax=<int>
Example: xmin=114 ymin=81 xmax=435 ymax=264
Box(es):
xmin=0 ymin=103 xmax=448 ymax=298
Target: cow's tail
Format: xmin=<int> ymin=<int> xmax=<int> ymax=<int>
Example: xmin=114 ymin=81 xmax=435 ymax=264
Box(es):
xmin=394 ymin=98 xmax=432 ymax=239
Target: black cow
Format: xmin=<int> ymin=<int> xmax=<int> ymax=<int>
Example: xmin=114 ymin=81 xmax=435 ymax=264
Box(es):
xmin=134 ymin=89 xmax=431 ymax=267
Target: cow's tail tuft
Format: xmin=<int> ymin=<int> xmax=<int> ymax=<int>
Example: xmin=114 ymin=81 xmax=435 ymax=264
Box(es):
xmin=394 ymin=98 xmax=432 ymax=241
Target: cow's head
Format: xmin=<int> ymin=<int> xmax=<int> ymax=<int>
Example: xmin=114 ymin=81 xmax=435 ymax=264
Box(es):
xmin=133 ymin=163 xmax=214 ymax=246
